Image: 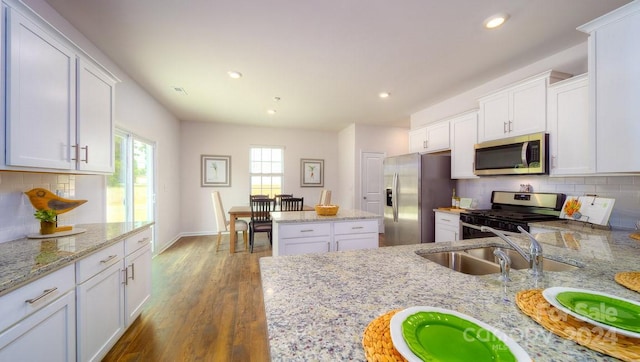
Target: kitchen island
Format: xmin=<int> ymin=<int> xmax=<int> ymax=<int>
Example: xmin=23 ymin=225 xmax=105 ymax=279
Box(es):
xmin=260 ymin=224 xmax=640 ymax=361
xmin=270 ymin=209 xmax=381 ymax=256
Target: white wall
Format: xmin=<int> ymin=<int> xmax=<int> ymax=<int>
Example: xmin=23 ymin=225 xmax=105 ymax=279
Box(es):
xmin=179 ymin=121 xmax=339 ymax=234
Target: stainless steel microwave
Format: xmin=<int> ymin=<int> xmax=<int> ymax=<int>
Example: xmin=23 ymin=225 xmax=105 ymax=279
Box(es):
xmin=474 ymin=132 xmax=548 ymax=176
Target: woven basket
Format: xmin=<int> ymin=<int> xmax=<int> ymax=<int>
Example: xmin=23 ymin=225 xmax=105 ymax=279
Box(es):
xmin=362 ymin=309 xmax=407 ymax=362
xmin=516 ymin=289 xmax=640 ymax=361
xmin=315 ymin=204 xmax=339 ymax=216
xmin=615 ymin=271 xmax=640 ymax=293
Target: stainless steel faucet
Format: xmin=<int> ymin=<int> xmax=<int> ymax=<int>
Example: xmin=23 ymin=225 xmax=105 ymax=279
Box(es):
xmin=493 ymin=249 xmax=511 ymax=282
xmin=480 ymin=225 xmax=544 ymax=278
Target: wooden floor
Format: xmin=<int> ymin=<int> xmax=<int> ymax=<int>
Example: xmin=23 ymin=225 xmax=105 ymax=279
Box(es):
xmin=103 ymin=234 xmax=272 ymax=362
xmin=104 ymin=233 xmax=387 ymax=361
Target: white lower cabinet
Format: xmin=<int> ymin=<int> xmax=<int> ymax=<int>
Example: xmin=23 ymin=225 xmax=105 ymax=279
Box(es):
xmin=274 ymin=219 xmax=378 ymax=256
xmin=434 ymin=212 xmax=460 ymax=242
xmin=76 ymin=241 xmax=125 ymax=362
xmin=76 ymin=227 xmax=152 ymax=361
xmin=0 ymin=264 xmax=76 ymax=362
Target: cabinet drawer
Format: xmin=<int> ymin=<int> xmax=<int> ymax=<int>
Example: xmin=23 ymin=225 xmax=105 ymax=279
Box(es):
xmin=279 ymin=223 xmax=331 ymax=238
xmin=0 ymin=264 xmax=75 ymax=332
xmin=124 ymin=228 xmax=152 ymax=256
xmin=334 ymin=220 xmax=378 ymax=235
xmin=76 ymin=242 xmax=124 ymax=284
xmin=435 ymin=213 xmax=460 ymax=226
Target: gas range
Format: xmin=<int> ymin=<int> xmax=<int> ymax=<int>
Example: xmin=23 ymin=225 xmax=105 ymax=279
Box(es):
xmin=460 ymin=191 xmax=565 ymax=238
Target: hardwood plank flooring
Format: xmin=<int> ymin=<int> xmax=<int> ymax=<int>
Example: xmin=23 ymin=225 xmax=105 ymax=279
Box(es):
xmin=103 ymin=234 xmax=272 ymax=362
xmin=104 ymin=233 xmax=386 ymax=361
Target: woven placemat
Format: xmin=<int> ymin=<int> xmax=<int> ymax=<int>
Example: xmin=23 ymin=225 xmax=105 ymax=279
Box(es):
xmin=516 ymin=289 xmax=640 ymax=362
xmin=615 ymin=271 xmax=640 ymax=293
xmin=362 ymin=309 xmax=407 ymax=362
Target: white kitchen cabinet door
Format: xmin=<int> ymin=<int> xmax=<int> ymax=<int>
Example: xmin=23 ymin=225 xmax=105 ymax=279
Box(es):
xmin=77 ymin=58 xmax=116 ymax=173
xmin=478 ymin=71 xmax=570 ymax=142
xmin=335 ymin=233 xmax=378 ymax=251
xmin=124 ymin=243 xmax=152 ymax=326
xmin=579 ymin=2 xmax=640 ymax=173
xmin=0 ymin=290 xmax=76 ymax=362
xmin=434 ymin=212 xmax=460 ymax=242
xmin=450 ymin=111 xmax=479 ymax=179
xmin=408 ymin=127 xmax=427 ymax=153
xmin=281 ymin=237 xmax=332 ymax=255
xmin=5 ymin=7 xmax=76 ymax=170
xmin=478 ymin=91 xmax=510 ymax=142
xmin=409 ymin=122 xmax=450 ymax=153
xmin=547 ymin=74 xmax=594 ymax=175
xmin=76 ymin=261 xmax=125 ymax=362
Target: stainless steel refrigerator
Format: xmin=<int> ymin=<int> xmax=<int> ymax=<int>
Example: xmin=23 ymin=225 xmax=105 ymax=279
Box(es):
xmin=384 ymin=153 xmax=454 ymax=245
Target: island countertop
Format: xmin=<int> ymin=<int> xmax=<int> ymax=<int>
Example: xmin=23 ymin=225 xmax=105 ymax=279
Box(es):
xmin=270 ymin=209 xmax=381 ymax=223
xmin=0 ymin=222 xmax=153 ymax=296
xmin=260 ymin=227 xmax=640 ymax=361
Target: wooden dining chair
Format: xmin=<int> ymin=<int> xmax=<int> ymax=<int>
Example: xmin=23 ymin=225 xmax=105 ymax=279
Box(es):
xmin=274 ymin=194 xmax=293 ymax=210
xmin=281 ymin=197 xmax=304 ymax=211
xmin=249 ymin=198 xmax=275 ymax=253
xmin=211 ymin=192 xmax=248 ymax=252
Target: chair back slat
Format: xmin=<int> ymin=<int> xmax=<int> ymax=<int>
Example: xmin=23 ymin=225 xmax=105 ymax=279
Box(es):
xmin=274 ymin=194 xmax=293 ymax=210
xmin=250 ymin=198 xmax=275 ymax=222
xmin=281 ymin=197 xmax=304 ymax=211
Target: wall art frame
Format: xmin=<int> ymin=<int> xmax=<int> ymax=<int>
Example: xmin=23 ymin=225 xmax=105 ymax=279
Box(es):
xmin=201 ymin=155 xmax=231 ymax=187
xmin=300 ymin=158 xmax=324 ymax=187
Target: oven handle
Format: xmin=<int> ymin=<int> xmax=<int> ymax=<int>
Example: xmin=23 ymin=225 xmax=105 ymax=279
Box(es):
xmin=521 ymin=141 xmax=529 ymax=168
xmin=460 ymin=222 xmax=522 ymax=237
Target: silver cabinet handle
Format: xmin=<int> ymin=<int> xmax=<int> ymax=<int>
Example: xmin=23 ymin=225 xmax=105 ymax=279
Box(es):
xmin=351 ymin=226 xmax=364 ymax=230
xmin=503 ymin=122 xmax=508 ymax=133
xmin=137 ymin=237 xmax=150 ymax=244
xmin=122 ymin=269 xmax=128 ymax=286
xmin=327 ymin=242 xmax=331 ymax=252
xmin=71 ymin=144 xmax=78 ymax=161
xmin=129 ymin=263 xmax=135 ymax=281
xmin=100 ymin=254 xmax=118 ymax=264
xmin=508 ymin=121 xmax=513 ymax=132
xmin=300 ymin=229 xmax=314 ymax=232
xmin=81 ymin=145 xmax=89 ymax=163
xmin=25 ymin=287 xmax=58 ymax=304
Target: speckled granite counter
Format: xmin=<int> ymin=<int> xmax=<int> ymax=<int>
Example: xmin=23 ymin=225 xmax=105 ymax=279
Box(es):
xmin=260 ymin=227 xmax=640 ymax=361
xmin=0 ymin=222 xmax=153 ymax=296
xmin=270 ymin=209 xmax=380 ymax=223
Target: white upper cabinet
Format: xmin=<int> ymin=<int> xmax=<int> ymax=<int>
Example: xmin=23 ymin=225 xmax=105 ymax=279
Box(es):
xmin=409 ymin=120 xmax=450 ymax=153
xmin=5 ymin=7 xmax=77 ymax=170
xmin=2 ymin=1 xmax=117 ymax=174
xmin=578 ymin=1 xmax=640 ymax=173
xmin=547 ymin=74 xmax=594 ymax=176
xmin=77 ymin=59 xmax=116 ymax=173
xmin=449 ymin=111 xmax=479 ymax=179
xmin=478 ymin=70 xmax=571 ymax=142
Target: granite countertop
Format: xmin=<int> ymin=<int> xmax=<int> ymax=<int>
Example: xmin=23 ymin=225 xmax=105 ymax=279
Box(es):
xmin=260 ymin=226 xmax=640 ymax=361
xmin=271 ymin=209 xmax=381 ymax=223
xmin=0 ymin=222 xmax=153 ymax=296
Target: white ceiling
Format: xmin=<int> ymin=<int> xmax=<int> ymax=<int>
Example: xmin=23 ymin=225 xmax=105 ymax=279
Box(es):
xmin=44 ymin=0 xmax=630 ymax=131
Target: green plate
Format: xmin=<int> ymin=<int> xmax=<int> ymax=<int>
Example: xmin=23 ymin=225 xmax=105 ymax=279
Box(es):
xmin=555 ymin=291 xmax=640 ymax=333
xmin=401 ymin=311 xmax=516 ymax=362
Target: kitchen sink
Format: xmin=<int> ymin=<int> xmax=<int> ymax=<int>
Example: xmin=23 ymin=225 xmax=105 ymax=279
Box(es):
xmin=419 ymin=251 xmax=501 ymax=275
xmin=463 ymin=247 xmax=580 ymax=272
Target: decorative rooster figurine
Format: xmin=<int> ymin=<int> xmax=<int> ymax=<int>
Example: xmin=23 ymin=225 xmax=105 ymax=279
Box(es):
xmin=25 ymin=188 xmax=87 ymax=214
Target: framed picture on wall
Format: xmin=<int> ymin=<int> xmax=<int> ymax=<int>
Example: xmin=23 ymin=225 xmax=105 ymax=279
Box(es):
xmin=300 ymin=159 xmax=324 ymax=187
xmin=201 ymin=155 xmax=231 ymax=187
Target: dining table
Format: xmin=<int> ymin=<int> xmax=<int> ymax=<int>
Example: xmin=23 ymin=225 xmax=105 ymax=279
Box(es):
xmin=227 ymin=205 xmax=313 ymax=253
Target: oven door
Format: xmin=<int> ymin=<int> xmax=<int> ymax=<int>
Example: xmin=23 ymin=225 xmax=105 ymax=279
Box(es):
xmin=460 ymin=222 xmax=524 ymax=240
xmin=460 ymin=222 xmax=496 ymax=240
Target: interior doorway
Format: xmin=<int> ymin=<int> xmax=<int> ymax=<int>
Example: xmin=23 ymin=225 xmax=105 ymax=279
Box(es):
xmin=360 ymin=151 xmax=385 ymax=232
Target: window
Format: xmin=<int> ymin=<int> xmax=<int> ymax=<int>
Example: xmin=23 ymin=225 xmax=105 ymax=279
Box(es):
xmin=250 ymin=146 xmax=283 ymax=197
xmin=107 ymin=129 xmax=156 ymax=228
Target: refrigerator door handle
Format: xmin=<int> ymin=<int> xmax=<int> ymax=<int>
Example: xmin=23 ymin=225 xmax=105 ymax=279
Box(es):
xmin=392 ymin=172 xmax=399 ymax=222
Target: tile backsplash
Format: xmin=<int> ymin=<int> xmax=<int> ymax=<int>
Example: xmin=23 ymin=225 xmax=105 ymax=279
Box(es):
xmin=0 ymin=172 xmax=80 ymax=243
xmin=457 ymin=175 xmax=640 ymax=230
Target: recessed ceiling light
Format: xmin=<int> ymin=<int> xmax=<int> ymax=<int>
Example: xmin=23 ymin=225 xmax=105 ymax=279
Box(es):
xmin=484 ymin=13 xmax=509 ymax=29
xmin=267 ymin=109 xmax=277 ymax=115
xmin=228 ymin=71 xmax=243 ymax=79
xmin=379 ymin=92 xmax=391 ymax=99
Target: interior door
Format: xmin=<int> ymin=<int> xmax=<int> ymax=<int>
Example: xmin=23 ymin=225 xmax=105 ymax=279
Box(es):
xmin=361 ymin=152 xmax=385 ymax=232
